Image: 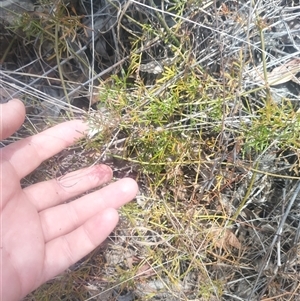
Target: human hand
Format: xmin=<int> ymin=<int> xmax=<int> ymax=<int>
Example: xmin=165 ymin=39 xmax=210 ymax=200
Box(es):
xmin=0 ymin=99 xmax=138 ymax=300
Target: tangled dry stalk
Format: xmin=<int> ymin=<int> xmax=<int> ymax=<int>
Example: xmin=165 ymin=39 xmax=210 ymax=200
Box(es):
xmin=1 ymin=0 xmax=300 ymax=300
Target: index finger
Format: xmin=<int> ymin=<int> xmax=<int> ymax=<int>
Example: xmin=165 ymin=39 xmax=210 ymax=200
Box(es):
xmin=1 ymin=120 xmax=88 ymax=179
xmin=0 ymin=99 xmax=26 ymax=140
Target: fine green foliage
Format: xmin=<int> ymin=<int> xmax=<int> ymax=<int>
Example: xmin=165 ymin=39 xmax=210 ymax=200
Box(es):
xmin=243 ymin=100 xmax=300 ymax=153
xmin=2 ymin=0 xmax=300 ymax=300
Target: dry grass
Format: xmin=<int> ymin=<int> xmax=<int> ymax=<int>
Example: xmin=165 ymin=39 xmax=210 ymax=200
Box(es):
xmin=1 ymin=0 xmax=300 ymax=300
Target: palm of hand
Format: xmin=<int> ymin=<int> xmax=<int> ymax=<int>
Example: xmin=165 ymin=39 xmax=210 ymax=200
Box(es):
xmin=2 ymin=172 xmax=46 ymax=299
xmin=0 ymin=100 xmax=138 ymax=300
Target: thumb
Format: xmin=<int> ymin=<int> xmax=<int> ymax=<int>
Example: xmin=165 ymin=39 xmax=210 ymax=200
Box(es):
xmin=0 ymin=99 xmax=26 ymax=140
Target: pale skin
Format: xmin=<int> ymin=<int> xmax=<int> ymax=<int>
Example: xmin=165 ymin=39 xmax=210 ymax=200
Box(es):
xmin=0 ymin=99 xmax=138 ymax=300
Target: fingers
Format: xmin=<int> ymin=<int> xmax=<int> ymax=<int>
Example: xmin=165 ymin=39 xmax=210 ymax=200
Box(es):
xmin=24 ymin=164 xmax=113 ymax=212
xmin=2 ymin=120 xmax=88 ymax=179
xmin=0 ymin=99 xmax=25 ymax=140
xmin=40 ymin=178 xmax=138 ymax=242
xmin=42 ymin=208 xmax=118 ymax=284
